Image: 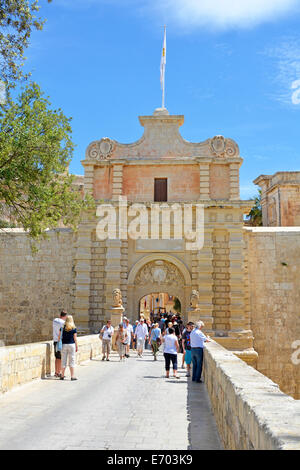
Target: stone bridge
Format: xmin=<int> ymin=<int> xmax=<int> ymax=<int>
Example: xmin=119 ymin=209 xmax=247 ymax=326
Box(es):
xmin=0 ymin=336 xmax=299 ymax=450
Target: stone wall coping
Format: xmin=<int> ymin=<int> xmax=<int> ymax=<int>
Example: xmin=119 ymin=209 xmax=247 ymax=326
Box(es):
xmin=0 ymin=334 xmax=99 ymax=351
xmin=0 ymin=228 xmax=73 ymax=235
xmin=205 ymin=340 xmax=300 ymax=449
xmin=0 ymin=335 xmax=102 ymax=395
xmin=245 ymin=227 xmax=300 ymax=233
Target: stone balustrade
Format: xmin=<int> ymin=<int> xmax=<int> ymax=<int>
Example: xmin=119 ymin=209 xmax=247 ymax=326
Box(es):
xmin=0 ymin=335 xmax=102 ymax=394
xmin=204 ymin=340 xmax=300 ymax=450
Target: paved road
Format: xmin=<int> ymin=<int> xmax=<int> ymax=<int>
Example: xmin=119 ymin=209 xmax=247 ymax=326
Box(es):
xmin=0 ymin=350 xmax=222 ymax=450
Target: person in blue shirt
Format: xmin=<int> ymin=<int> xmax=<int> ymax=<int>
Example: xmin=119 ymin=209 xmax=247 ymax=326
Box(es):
xmin=190 ymin=321 xmax=210 ymax=383
xmin=150 ymin=323 xmax=162 ymax=361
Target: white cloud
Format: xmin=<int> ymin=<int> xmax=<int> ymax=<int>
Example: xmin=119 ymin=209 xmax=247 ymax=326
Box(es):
xmin=265 ymin=37 xmax=300 ymax=105
xmin=153 ymin=0 xmax=299 ymax=30
xmin=55 ymin=0 xmax=300 ymax=30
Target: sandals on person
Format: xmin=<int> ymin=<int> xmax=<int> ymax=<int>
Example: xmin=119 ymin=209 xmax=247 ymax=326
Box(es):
xmin=71 ymin=377 xmax=78 ymax=381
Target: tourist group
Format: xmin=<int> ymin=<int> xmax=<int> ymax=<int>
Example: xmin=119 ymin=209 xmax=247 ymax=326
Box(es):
xmin=52 ymin=311 xmax=210 ymax=383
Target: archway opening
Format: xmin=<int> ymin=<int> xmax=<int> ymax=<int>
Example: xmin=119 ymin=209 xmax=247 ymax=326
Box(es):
xmin=139 ymin=293 xmax=181 ymax=321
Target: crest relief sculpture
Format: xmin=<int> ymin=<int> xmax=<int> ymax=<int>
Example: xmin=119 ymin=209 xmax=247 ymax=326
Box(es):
xmin=210 ymin=135 xmax=239 ymax=158
xmin=86 ymin=137 xmax=115 ymax=161
xmin=135 ymin=261 xmax=184 ymax=286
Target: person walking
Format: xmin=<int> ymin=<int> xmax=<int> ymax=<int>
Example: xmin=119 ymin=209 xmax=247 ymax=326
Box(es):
xmin=132 ymin=320 xmax=139 ymax=350
xmin=182 ymin=322 xmax=194 ymax=377
xmin=190 ymin=320 xmax=210 ymax=383
xmin=58 ymin=315 xmax=78 ymax=381
xmin=100 ymin=319 xmax=114 ymax=361
xmin=162 ymin=327 xmax=180 ymax=379
xmin=135 ymin=318 xmax=148 ymax=357
xmin=115 ymin=323 xmax=128 ymax=361
xmin=124 ymin=318 xmax=133 ymax=358
xmin=158 ymin=316 xmax=165 ymax=332
xmin=150 ymin=322 xmax=161 ymax=361
xmin=145 ymin=320 xmax=151 ymax=350
xmin=52 ymin=310 xmax=67 ymax=378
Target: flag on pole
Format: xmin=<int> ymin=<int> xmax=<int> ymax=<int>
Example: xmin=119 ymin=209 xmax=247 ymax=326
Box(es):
xmin=160 ymin=26 xmax=166 ymax=107
xmin=160 ymin=27 xmax=166 ymax=90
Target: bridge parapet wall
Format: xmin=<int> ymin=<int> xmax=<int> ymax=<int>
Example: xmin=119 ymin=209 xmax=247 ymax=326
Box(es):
xmin=204 ymin=341 xmax=300 ymax=450
xmin=0 ymin=335 xmax=102 ymax=394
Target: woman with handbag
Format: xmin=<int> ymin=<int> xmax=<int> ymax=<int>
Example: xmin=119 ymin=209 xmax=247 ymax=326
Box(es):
xmin=115 ymin=323 xmax=128 ymax=362
xmin=150 ymin=323 xmax=162 ymax=361
xmin=58 ymin=315 xmax=78 ymax=381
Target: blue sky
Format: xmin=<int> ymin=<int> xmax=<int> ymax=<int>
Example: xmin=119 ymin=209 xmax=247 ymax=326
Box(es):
xmin=21 ymin=0 xmax=300 ymax=199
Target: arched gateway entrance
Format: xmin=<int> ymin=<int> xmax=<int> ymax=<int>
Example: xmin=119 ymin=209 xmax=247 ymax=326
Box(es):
xmin=139 ymin=293 xmax=181 ymax=320
xmin=127 ymin=255 xmax=192 ymax=320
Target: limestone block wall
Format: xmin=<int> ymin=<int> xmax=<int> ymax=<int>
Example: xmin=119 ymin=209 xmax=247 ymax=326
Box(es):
xmin=0 ymin=334 xmax=102 ymax=394
xmin=0 ymin=229 xmax=76 ymax=346
xmin=245 ymin=227 xmax=300 ymax=399
xmin=204 ymin=341 xmax=300 ymax=450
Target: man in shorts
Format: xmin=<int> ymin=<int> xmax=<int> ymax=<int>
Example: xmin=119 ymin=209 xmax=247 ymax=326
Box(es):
xmin=53 ymin=310 xmax=67 ymax=377
xmin=182 ymin=321 xmax=194 ymax=377
xmin=100 ymin=320 xmax=114 ymax=361
xmin=134 ymin=318 xmax=148 ymax=357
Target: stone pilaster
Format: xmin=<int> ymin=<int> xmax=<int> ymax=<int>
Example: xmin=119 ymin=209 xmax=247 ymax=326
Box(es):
xmin=121 ymin=239 xmax=128 ymax=314
xmin=73 ymin=219 xmax=93 ymax=333
xmin=190 ymin=228 xmax=214 ymax=331
xmin=89 ymin=232 xmax=106 ymax=332
xmin=112 ymin=163 xmax=123 ymax=201
xmin=83 ymin=163 xmax=95 ymax=196
xmin=103 ymin=239 xmax=123 ymax=322
xmin=199 ymin=162 xmax=210 ymax=200
xmin=212 ymin=229 xmax=230 ymax=332
xmin=228 ymin=228 xmax=246 ymax=331
xmin=229 ymin=163 xmax=240 ymax=201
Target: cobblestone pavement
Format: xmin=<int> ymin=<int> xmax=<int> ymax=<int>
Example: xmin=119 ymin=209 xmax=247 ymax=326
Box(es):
xmin=0 ymin=349 xmax=222 ymax=450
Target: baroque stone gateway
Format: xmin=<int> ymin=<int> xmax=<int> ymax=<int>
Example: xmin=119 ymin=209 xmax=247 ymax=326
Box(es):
xmin=0 ymin=107 xmax=299 ymax=400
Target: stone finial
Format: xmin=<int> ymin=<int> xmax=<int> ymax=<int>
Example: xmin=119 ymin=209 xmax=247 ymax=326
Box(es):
xmin=112 ymin=288 xmax=123 ymax=308
xmin=153 ymin=107 xmax=170 ymax=116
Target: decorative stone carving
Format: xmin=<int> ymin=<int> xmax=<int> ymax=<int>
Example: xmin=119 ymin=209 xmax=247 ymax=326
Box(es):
xmin=210 ymin=136 xmax=238 ymax=158
xmin=210 ymin=136 xmax=226 ymax=156
xmin=112 ymin=288 xmax=123 ymax=308
xmin=86 ymin=138 xmax=115 ymax=161
xmin=135 ymin=260 xmax=184 ymax=286
xmin=190 ymin=289 xmax=200 ymax=309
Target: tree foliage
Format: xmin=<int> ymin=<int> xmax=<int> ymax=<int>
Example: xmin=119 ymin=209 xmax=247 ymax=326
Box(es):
xmin=0 ymin=0 xmax=52 ymax=87
xmin=0 ymin=82 xmax=94 ymax=239
xmin=247 ymin=190 xmax=263 ymax=226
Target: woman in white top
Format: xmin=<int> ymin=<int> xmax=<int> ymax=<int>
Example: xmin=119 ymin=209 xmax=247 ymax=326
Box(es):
xmin=162 ymin=327 xmax=180 ymax=379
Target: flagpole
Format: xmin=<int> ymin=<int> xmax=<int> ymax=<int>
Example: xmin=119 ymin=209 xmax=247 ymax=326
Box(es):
xmin=162 ymin=25 xmax=165 ymax=109
xmin=160 ymin=25 xmax=166 ymax=109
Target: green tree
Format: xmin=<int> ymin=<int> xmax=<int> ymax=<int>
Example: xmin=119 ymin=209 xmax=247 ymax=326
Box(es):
xmin=0 ymin=82 xmax=93 ymax=239
xmin=0 ymin=0 xmax=52 ymax=87
xmin=247 ymin=190 xmax=263 ymax=226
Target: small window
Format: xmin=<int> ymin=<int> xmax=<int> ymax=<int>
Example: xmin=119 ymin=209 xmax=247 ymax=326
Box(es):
xmin=154 ymin=178 xmax=167 ymax=202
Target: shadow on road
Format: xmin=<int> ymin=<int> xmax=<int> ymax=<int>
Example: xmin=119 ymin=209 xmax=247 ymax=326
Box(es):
xmin=186 ymin=375 xmax=223 ymax=450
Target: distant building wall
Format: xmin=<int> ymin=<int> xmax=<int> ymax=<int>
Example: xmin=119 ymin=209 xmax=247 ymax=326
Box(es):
xmin=246 ymin=227 xmax=300 ymax=399
xmin=254 ymin=172 xmax=300 ymax=226
xmin=0 ymin=229 xmax=76 ymax=346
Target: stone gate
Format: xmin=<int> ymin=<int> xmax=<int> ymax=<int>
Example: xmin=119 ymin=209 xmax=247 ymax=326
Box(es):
xmin=72 ymin=107 xmax=257 ymax=366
